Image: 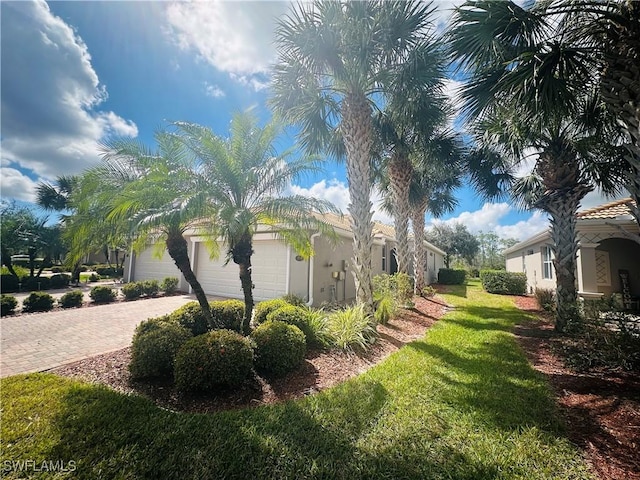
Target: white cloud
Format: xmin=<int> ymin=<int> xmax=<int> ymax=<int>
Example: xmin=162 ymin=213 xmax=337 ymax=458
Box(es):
xmin=288 ymin=179 xmax=394 ymax=225
xmin=429 ymin=202 xmax=549 ymax=241
xmin=165 ymin=1 xmax=288 ymax=87
xmin=0 ymin=167 xmax=39 ymax=203
xmin=0 ymin=0 xmax=138 ymax=196
xmin=494 ymin=210 xmax=549 ymax=241
xmin=204 ymin=82 xmax=226 ymax=99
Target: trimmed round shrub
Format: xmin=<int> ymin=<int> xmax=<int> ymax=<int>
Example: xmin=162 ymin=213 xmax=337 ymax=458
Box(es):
xmin=1 ymin=294 xmax=18 ymax=316
xmin=59 ymin=290 xmax=84 ymax=308
xmin=130 ymin=323 xmax=192 ymax=379
xmin=21 ymin=276 xmax=51 ymax=291
xmin=49 ymin=273 xmax=71 ymax=289
xmin=22 ymin=292 xmax=55 ymax=313
xmin=88 ymin=273 xmax=100 ymax=282
xmin=121 ymin=282 xmax=143 ymax=300
xmin=266 ymin=305 xmax=316 ymax=345
xmin=253 ymin=299 xmax=290 ymax=325
xmin=210 ymin=299 xmax=245 ymax=332
xmin=170 ymin=301 xmax=209 ymax=336
xmin=134 ymin=315 xmax=178 ymax=337
xmin=141 ymin=279 xmax=159 ymax=297
xmin=174 ymin=330 xmax=254 ymax=392
xmin=160 ymin=277 xmax=179 ymax=295
xmin=251 ymin=320 xmax=306 ymax=377
xmin=0 ymin=274 xmax=20 ymax=293
xmin=89 ymin=285 xmax=116 ymax=303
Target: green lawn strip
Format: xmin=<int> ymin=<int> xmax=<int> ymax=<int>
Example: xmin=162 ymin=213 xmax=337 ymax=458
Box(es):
xmin=1 ymin=280 xmax=593 ymax=479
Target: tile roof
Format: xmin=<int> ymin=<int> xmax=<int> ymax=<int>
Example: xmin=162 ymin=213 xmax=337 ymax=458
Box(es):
xmin=314 ymin=212 xmax=396 ymax=238
xmin=577 ymin=198 xmax=636 ymax=220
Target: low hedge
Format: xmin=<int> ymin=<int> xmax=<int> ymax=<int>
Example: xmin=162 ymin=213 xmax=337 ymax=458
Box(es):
xmin=1 ymin=274 xmax=20 ymax=293
xmin=49 ymin=273 xmax=71 ymax=289
xmin=21 ymin=276 xmax=51 ymax=292
xmin=438 ymin=269 xmax=466 ymax=285
xmin=480 ymin=270 xmax=527 ymax=295
xmin=94 ymin=265 xmax=124 ymax=277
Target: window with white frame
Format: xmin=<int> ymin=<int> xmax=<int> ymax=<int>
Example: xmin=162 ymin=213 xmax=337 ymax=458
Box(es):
xmin=382 ymin=245 xmax=387 ymax=272
xmin=542 ymin=246 xmax=553 ymax=279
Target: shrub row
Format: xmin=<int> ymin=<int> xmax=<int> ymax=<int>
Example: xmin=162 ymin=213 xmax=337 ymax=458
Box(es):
xmin=438 ymin=269 xmax=466 ymax=285
xmin=480 ymin=270 xmax=527 ymax=295
xmin=0 ymin=273 xmax=71 ymax=293
xmin=93 ymin=265 xmax=124 ymax=277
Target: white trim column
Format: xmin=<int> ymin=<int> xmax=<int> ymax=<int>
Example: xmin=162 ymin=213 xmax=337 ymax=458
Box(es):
xmin=577 ymin=243 xmax=599 ymax=293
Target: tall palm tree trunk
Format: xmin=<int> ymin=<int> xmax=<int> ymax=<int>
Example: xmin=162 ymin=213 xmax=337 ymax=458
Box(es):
xmin=342 ymin=93 xmax=375 ymax=313
xmin=165 ymin=231 xmax=217 ymax=328
xmin=388 ymin=153 xmax=413 ymax=274
xmin=412 ymin=197 xmax=428 ymax=293
xmin=233 ymin=232 xmax=254 ymax=335
xmin=536 ymin=185 xmax=591 ymax=332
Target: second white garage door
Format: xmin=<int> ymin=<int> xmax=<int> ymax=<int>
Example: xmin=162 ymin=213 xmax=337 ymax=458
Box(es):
xmin=195 ymin=240 xmax=288 ymax=301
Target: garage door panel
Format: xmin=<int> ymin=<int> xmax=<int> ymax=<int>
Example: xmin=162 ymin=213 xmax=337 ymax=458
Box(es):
xmin=134 ymin=248 xmax=181 ymax=282
xmin=196 ymin=241 xmax=287 ymax=301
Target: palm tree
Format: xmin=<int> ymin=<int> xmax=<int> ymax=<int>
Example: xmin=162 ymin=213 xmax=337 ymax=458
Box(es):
xmin=270 ymin=0 xmax=440 ymax=313
xmin=410 ymin=134 xmax=462 ymax=292
xmin=449 ymin=1 xmax=628 ymax=331
xmin=70 ymin=130 xmax=219 ymax=326
xmin=374 ymin=43 xmax=450 ymax=275
xmin=553 ymin=0 xmax=640 ymax=235
xmin=176 ymin=112 xmax=338 ymax=334
xmin=36 ymin=175 xmax=77 ymax=212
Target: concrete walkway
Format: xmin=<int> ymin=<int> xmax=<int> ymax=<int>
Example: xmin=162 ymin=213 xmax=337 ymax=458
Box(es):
xmin=1 ymin=294 xmax=197 ymax=378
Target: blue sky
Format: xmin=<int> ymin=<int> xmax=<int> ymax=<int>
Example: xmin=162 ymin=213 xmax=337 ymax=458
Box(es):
xmin=0 ymin=0 xmax=619 ymax=240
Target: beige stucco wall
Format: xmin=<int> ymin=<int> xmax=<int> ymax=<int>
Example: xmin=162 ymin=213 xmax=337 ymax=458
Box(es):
xmin=288 ymin=246 xmax=310 ymax=301
xmin=310 ymin=235 xmax=356 ymax=305
xmin=505 ymin=242 xmax=556 ymax=293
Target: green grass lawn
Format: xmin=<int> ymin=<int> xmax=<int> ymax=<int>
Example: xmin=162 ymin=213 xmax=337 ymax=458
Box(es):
xmin=1 ymin=280 xmax=593 ymax=479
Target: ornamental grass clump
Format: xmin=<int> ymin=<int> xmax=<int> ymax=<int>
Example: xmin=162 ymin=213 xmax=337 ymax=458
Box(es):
xmin=325 ymin=304 xmax=377 ymax=352
xmin=174 ymin=330 xmax=254 ymax=392
xmin=251 ymin=320 xmax=306 ymax=377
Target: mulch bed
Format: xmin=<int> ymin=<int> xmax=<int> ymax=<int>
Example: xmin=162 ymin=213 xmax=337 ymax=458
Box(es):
xmin=51 ymin=295 xmax=448 ymax=414
xmin=513 ymin=295 xmax=640 ymax=480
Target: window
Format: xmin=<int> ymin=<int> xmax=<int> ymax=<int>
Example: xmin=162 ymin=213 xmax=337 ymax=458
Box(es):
xmin=542 ymin=246 xmax=553 ymax=279
xmin=382 ymin=245 xmax=387 ymax=272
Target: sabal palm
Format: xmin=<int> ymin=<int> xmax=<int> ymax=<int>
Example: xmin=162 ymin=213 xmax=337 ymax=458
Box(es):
xmin=271 ymin=0 xmax=438 ymax=312
xmin=450 ymin=0 xmax=628 ymax=330
xmin=70 ymin=131 xmax=218 ymax=326
xmin=409 ymin=134 xmax=462 ymax=292
xmin=176 ymin=112 xmax=338 ymax=334
xmin=375 ymin=43 xmax=450 ymax=275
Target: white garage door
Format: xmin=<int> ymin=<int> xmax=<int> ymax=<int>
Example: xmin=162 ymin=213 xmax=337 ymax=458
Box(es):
xmin=195 ymin=241 xmax=288 ymax=301
xmin=134 ymin=247 xmax=182 ymax=282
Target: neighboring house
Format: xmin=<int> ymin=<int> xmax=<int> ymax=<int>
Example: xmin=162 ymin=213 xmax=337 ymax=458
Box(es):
xmin=505 ymin=198 xmax=640 ymax=307
xmin=124 ymin=212 xmax=445 ymax=306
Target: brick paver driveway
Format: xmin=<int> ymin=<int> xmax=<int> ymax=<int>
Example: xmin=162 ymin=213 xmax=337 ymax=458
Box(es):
xmin=1 ymin=295 xmax=196 ymax=377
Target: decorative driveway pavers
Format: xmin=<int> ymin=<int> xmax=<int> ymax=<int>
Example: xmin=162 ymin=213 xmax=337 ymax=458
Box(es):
xmin=1 ymin=295 xmax=196 ymax=378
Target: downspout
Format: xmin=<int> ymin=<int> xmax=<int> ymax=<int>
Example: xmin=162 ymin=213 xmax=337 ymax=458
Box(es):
xmin=285 ymin=244 xmax=291 ymax=295
xmin=306 ymin=232 xmax=321 ymax=307
xmin=127 ymin=247 xmax=134 ymax=282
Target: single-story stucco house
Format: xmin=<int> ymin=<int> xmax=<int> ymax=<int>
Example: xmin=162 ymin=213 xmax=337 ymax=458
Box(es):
xmin=505 ymin=198 xmax=640 ymax=309
xmin=123 ymin=212 xmax=446 ymax=306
